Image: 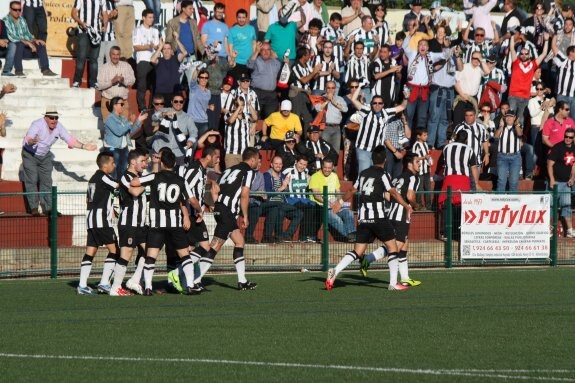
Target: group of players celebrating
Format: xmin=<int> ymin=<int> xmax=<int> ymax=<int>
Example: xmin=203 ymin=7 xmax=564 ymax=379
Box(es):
xmin=77 ymin=145 xmax=260 ymax=296
xmin=76 ymin=143 xmax=422 ymax=296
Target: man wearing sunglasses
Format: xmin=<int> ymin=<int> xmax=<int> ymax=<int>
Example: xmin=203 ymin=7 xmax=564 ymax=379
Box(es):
xmin=542 ymin=101 xmax=575 ymax=151
xmin=548 ymin=127 xmax=575 ymax=238
xmin=21 ymin=106 xmax=98 ymax=217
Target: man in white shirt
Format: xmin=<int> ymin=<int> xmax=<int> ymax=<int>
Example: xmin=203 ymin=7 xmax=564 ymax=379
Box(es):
xmin=301 ymin=0 xmax=324 ymax=31
xmin=133 ymin=8 xmax=160 ymax=112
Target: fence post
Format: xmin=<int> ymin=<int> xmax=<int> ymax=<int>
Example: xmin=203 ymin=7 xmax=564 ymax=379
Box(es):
xmin=50 ymin=186 xmax=58 ymax=279
xmin=550 ymin=185 xmax=558 ymax=267
xmin=322 ymin=186 xmax=329 ymax=271
xmin=445 ymin=186 xmax=453 ymax=269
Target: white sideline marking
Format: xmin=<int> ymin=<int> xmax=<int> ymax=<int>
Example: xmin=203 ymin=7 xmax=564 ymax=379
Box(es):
xmin=0 ymin=353 xmax=573 ymax=382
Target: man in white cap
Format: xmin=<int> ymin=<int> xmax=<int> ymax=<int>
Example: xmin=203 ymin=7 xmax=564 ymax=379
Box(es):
xmin=262 ymin=99 xmax=303 ymax=152
xmin=21 ymin=106 xmax=98 ymax=216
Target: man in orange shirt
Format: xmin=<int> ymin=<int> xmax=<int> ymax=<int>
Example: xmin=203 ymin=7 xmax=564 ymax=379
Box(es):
xmin=222 ymin=0 xmax=254 ymax=28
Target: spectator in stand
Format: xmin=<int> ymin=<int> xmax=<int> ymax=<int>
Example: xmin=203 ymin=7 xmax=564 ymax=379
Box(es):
xmin=403 ymin=13 xmax=433 ymax=51
xmin=369 ymin=44 xmax=400 ymax=109
xmin=222 ymin=0 xmax=253 ymax=29
xmin=133 ymin=94 xmax=165 ymax=153
xmin=464 ymin=0 xmax=498 ymax=40
xmin=289 ymin=47 xmax=319 ymax=134
xmin=22 ymin=0 xmax=48 ymax=43
xmin=494 ymin=110 xmax=522 ymax=191
xmin=151 ymin=38 xmax=187 ymax=105
xmin=522 ymin=1 xmax=548 ymax=55
xmin=372 ymin=4 xmax=390 ymax=45
xmin=133 ymin=9 xmax=160 ymax=112
xmin=245 ymin=154 xmax=276 ymax=244
xmin=548 ymin=127 xmax=575 ymax=238
xmin=345 ymin=41 xmax=370 ymax=102
xmin=97 ymin=46 xmax=136 ymax=123
xmin=402 ymin=0 xmax=425 ymax=33
xmin=277 ymin=131 xmax=298 ymax=170
xmin=463 ymin=21 xmax=499 ymax=62
xmin=228 ymin=8 xmax=256 ymax=78
xmin=22 ymin=106 xmax=98 ymax=216
xmin=297 ymin=125 xmax=338 ymax=175
xmin=103 ymin=97 xmax=148 ymax=180
xmin=204 ymin=49 xmax=236 ymax=132
xmin=201 ymin=2 xmax=229 ymax=60
xmin=114 ymin=0 xmax=135 ymax=60
xmin=542 ymin=101 xmax=575 ymax=151
xmin=341 ymin=0 xmax=370 ymax=37
xmin=223 ymin=72 xmax=259 ymax=136
xmin=187 ymin=67 xmax=211 ymax=137
xmin=309 ymin=158 xmax=356 ymax=243
xmin=98 ymin=0 xmax=117 ymax=67
xmin=315 ymin=80 xmax=347 ymax=152
xmin=255 ymin=0 xmax=284 ymax=41
xmin=282 ymin=155 xmax=321 ymax=243
xmin=507 ymin=32 xmax=550 ymax=125
xmin=383 ymin=112 xmax=410 ymax=179
xmin=347 ymin=15 xmax=380 ymax=61
xmin=301 ymin=0 xmax=326 ymax=31
xmin=528 ymin=82 xmax=555 ymax=167
xmin=553 ymin=44 xmax=575 ymax=114
xmin=454 ymin=51 xmax=491 ymax=126
xmin=247 ymin=41 xmax=282 ymax=120
xmin=453 ymin=108 xmax=489 ymax=191
xmin=478 ymin=102 xmax=497 ymax=175
xmin=412 ymin=128 xmax=432 ymax=210
xmin=224 ymin=95 xmax=257 ymax=168
xmin=262 ymin=99 xmax=303 ymax=152
xmin=165 ymin=0 xmax=204 ymax=84
xmin=311 ymin=40 xmax=341 ymax=95
xmin=3 ymin=1 xmax=57 ymax=77
xmin=320 ymin=12 xmax=346 ymax=81
xmin=262 ymin=155 xmax=304 ymax=242
xmin=152 ymin=93 xmax=197 ymax=164
xmin=477 ymin=54 xmax=506 ymax=109
xmin=71 ymin=0 xmax=107 ymax=88
xmin=500 ymin=0 xmax=525 ymax=38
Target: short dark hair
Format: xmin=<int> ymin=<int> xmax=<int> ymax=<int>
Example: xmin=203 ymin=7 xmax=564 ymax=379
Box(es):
xmin=395 ymin=31 xmax=406 ymax=40
xmin=97 ymin=152 xmax=114 ymax=169
xmin=296 ymin=46 xmax=309 ymax=60
xmin=330 ymin=12 xmax=342 ymax=22
xmin=556 ymin=100 xmax=570 ymax=114
xmin=403 ymin=152 xmax=418 ymax=168
xmin=372 ymin=145 xmax=387 ymax=165
xmin=9 ymin=1 xmax=19 ymax=9
xmin=236 ymin=8 xmax=248 ymax=17
xmin=202 ymin=146 xmax=219 ymax=158
xmin=309 ymin=18 xmax=323 ymax=30
xmin=214 ymin=2 xmax=225 ymax=11
xmin=180 ymin=0 xmax=193 ymax=9
xmin=322 ymin=158 xmax=335 ymax=167
xmin=110 ymin=46 xmax=121 ymax=54
xmin=106 ymin=96 xmax=124 ymax=112
xmin=380 ymin=43 xmax=391 ymax=51
xmin=455 ymin=130 xmax=468 ymax=143
xmin=353 ymin=41 xmax=365 ymax=49
xmin=295 ymin=154 xmax=308 ymax=163
xmin=128 ymin=149 xmax=147 ymax=162
xmin=416 ymin=128 xmax=428 ymax=137
xmin=142 ymin=8 xmax=154 ymax=18
xmin=161 ymin=150 xmax=176 ymax=169
xmin=242 ymin=147 xmax=259 ymax=162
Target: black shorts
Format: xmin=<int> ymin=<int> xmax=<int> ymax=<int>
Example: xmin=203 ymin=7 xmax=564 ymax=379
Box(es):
xmin=147 ymin=227 xmax=189 ymax=251
xmin=356 ymin=219 xmax=395 ymax=244
xmin=86 ymin=228 xmax=117 ymax=248
xmin=213 ymin=204 xmax=238 ymax=240
xmin=119 ymin=226 xmax=148 ymax=248
xmin=393 ymin=221 xmax=410 ymax=243
xmin=186 ymin=219 xmax=209 ymax=244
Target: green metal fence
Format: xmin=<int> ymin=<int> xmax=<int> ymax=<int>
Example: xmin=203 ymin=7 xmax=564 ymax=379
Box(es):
xmin=1 ymin=186 xmax=574 ymax=279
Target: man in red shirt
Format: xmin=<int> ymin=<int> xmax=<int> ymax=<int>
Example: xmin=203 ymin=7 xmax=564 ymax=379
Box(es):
xmin=222 ymin=0 xmax=254 ymax=28
xmin=542 ymin=101 xmax=575 ymax=150
xmin=507 ymin=32 xmax=549 ymax=125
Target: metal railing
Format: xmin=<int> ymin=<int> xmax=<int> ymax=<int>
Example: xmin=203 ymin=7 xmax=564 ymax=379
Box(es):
xmin=1 ymin=185 xmax=574 ymax=279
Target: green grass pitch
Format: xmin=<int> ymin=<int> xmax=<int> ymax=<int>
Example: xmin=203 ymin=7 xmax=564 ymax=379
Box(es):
xmin=1 ymin=267 xmax=574 ymax=383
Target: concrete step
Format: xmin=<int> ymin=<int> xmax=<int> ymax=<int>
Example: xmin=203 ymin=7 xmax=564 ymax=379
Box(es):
xmin=0 ymin=76 xmax=71 ymax=89
xmin=4 ymin=115 xmax=102 ymax=131
xmin=4 ymin=87 xmax=96 ymax=98
xmin=1 ymin=94 xmax=96 ymax=109
xmin=2 ymin=106 xmax=100 ymax=119
xmin=21 ymin=57 xmax=63 ymax=74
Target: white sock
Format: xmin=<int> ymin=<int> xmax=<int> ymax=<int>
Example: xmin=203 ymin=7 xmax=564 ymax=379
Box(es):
xmin=388 ymin=252 xmax=399 ymax=286
xmin=111 ymin=259 xmax=128 ymax=291
xmin=365 ymin=246 xmax=387 ymax=265
xmin=334 ymin=251 xmax=359 ymax=277
xmin=143 ymin=258 xmax=156 ymax=290
xmin=195 ymin=259 xmax=213 ymax=284
xmin=99 ymin=253 xmax=117 ymax=286
xmin=181 ymin=256 xmax=195 ymax=289
xmin=398 ymin=251 xmax=409 ymax=281
xmin=79 ymin=255 xmax=93 ymax=288
xmin=233 ymin=248 xmax=247 ymax=284
xmin=129 ymin=256 xmax=145 ymax=284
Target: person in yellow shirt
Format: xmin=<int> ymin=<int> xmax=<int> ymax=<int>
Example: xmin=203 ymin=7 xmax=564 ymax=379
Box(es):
xmin=309 ymin=158 xmax=356 ymax=242
xmin=262 ymin=100 xmax=303 ymax=151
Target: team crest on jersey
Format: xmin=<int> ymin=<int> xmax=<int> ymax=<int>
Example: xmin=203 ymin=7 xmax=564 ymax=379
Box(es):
xmin=203 ymin=231 xmax=208 ymax=239
xmin=128 ymin=238 xmax=133 ymax=245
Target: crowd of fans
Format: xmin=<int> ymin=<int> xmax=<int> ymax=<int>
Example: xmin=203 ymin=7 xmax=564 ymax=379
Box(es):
xmin=3 ymin=0 xmax=575 ymax=237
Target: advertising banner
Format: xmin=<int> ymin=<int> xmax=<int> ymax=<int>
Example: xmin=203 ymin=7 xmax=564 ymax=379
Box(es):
xmin=460 ymin=193 xmax=550 ymax=259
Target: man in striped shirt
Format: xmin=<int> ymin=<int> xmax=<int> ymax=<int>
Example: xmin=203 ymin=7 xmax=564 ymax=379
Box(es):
xmin=369 ymin=44 xmax=400 ymax=108
xmin=495 ymin=110 xmax=522 ymax=192
xmin=552 ymin=44 xmax=575 ymax=114
xmin=453 ymin=108 xmax=489 ymax=190
xmin=326 ymin=145 xmax=412 ymax=291
xmin=320 ymin=13 xmax=346 ymax=69
xmin=77 ymin=152 xmax=119 ymax=295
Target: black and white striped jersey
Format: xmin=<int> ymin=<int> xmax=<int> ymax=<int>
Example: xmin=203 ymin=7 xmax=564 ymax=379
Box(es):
xmin=345 ymin=54 xmax=370 ymax=88
xmin=463 ymin=40 xmax=493 ymax=63
xmin=312 ymin=55 xmax=340 ymax=91
xmin=23 ymin=0 xmax=43 ymax=7
xmin=74 ymin=0 xmax=105 ymax=32
xmin=497 ymin=125 xmax=521 ymax=154
xmin=320 ymin=24 xmax=346 ymax=66
xmin=355 ymin=105 xmax=396 ymax=151
xmin=348 ymin=28 xmax=378 ymax=57
xmin=216 ymin=162 xmax=255 ymax=215
xmin=388 ymin=171 xmax=420 ymax=223
xmin=119 ymin=171 xmax=147 ymax=227
xmin=282 ymin=166 xmax=310 ymax=200
xmin=412 ymin=141 xmax=430 ymax=175
xmin=222 ymin=88 xmax=260 ymax=117
xmin=102 ymin=0 xmax=115 ymax=42
xmin=553 ymin=52 xmax=575 ymax=98
xmin=477 ymin=66 xmax=505 ymax=99
xmin=369 ymin=57 xmax=397 ymax=106
xmin=354 ymin=165 xmax=393 ymax=222
xmin=86 ymin=169 xmax=118 ymax=229
xmin=442 ymin=142 xmax=478 ymax=176
xmin=139 ymin=170 xmax=192 ymax=228
xmin=374 ymin=22 xmax=390 ymax=45
xmin=291 ymin=61 xmax=312 ymax=90
xmin=224 ymin=112 xmax=251 ymax=155
xmin=453 ymin=122 xmax=488 ymax=166
xmin=183 ymin=160 xmax=207 ymax=215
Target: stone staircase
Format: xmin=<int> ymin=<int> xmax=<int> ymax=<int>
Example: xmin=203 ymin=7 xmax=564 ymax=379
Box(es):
xmin=0 ymin=58 xmax=102 ymax=194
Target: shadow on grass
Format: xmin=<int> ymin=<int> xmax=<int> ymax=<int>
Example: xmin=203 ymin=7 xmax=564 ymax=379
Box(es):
xmin=301 ymin=274 xmax=389 ymax=289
